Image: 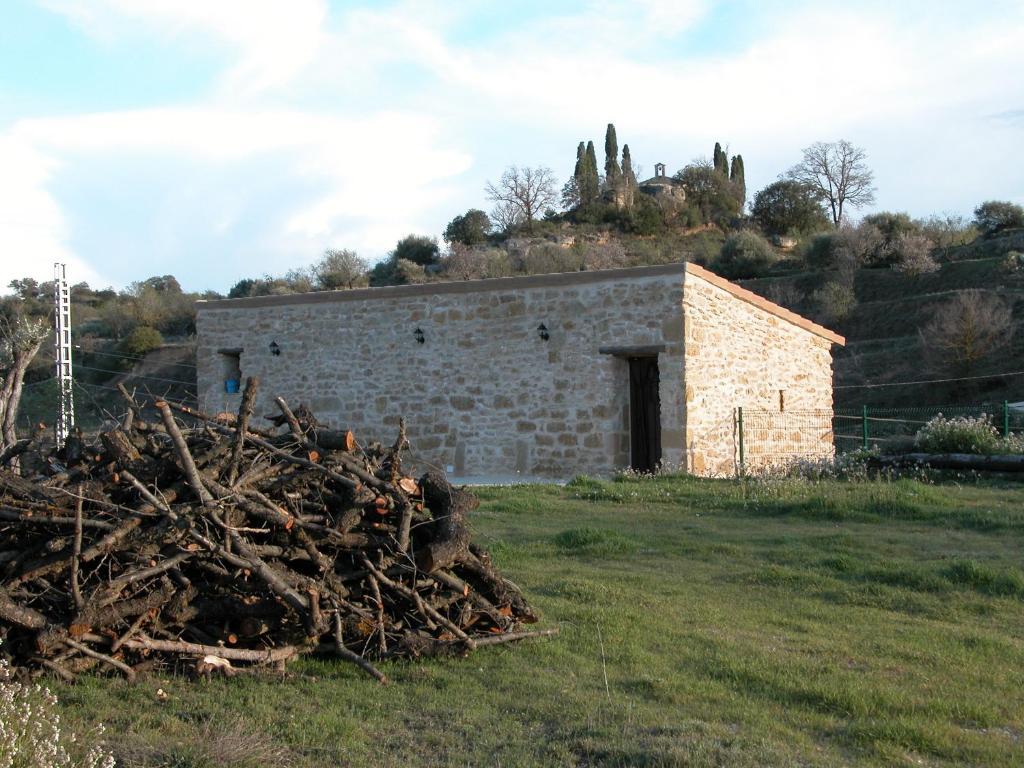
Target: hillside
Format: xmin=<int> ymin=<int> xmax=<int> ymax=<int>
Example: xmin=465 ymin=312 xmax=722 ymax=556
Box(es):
xmin=9 ymin=226 xmax=1023 ymax=439
xmin=18 ymin=342 xmax=196 ymax=434
xmin=740 ymin=232 xmax=1024 ymax=409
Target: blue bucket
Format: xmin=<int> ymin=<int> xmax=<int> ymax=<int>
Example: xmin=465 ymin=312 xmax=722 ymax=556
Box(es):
xmin=225 ymin=378 xmax=240 ymax=394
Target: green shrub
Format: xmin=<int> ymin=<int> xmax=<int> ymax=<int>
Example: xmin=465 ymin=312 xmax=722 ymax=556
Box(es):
xmin=812 ymin=281 xmax=856 ymax=323
xmin=750 ymin=180 xmax=829 ymax=236
xmin=120 ymin=325 xmax=163 ymax=357
xmin=443 ymin=209 xmax=491 ymax=246
xmin=974 ymin=200 xmax=1024 ymax=237
xmin=392 ymin=234 xmax=440 ymax=266
xmin=914 ymin=414 xmax=1024 ymax=455
xmin=616 ymin=194 xmax=666 ymax=236
xmin=801 ymin=232 xmax=837 ymax=269
xmin=715 ymin=230 xmax=778 ymax=278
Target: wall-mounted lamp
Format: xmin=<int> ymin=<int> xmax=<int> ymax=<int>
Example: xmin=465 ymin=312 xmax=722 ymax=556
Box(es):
xmin=537 ymin=323 xmax=550 ymax=341
xmin=269 ymin=340 xmax=281 ymax=356
xmin=413 ymin=327 xmax=425 ymax=344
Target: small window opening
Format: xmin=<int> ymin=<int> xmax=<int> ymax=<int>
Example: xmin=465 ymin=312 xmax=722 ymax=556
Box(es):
xmin=219 ymin=348 xmax=242 ymax=394
xmin=779 ymin=389 xmax=786 ymax=412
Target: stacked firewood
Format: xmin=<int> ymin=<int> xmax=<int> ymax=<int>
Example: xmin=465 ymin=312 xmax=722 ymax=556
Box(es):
xmin=0 ymin=379 xmax=551 ymax=684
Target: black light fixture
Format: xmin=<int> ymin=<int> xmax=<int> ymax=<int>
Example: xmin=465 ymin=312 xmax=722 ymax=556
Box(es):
xmin=269 ymin=340 xmax=281 ymax=356
xmin=537 ymin=323 xmax=550 ymax=341
xmin=413 ymin=327 xmax=425 ymax=344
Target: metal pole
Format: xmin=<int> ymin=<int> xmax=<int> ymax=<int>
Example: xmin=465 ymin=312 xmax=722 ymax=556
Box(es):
xmin=53 ymin=263 xmax=75 ymax=448
xmin=1004 ymin=400 xmax=1011 ymax=439
xmin=737 ymin=407 xmax=745 ymax=474
xmin=861 ymin=405 xmax=869 ymax=451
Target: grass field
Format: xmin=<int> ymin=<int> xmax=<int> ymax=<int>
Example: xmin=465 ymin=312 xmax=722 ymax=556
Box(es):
xmin=53 ymin=474 xmax=1024 ymax=767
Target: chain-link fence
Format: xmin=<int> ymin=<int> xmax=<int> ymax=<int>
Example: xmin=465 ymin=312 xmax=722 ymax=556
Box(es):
xmin=738 ymin=401 xmax=1024 ymax=469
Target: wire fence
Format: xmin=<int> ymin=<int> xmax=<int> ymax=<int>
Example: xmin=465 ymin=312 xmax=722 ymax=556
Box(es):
xmin=15 ymin=374 xmax=199 ymax=439
xmin=739 ymin=401 xmax=1024 ymax=468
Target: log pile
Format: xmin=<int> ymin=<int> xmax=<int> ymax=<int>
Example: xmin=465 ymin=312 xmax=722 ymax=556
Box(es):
xmin=0 ymin=379 xmax=552 ymax=684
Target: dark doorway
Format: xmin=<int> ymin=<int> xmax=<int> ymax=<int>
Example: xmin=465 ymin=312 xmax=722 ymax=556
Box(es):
xmin=628 ymin=356 xmax=662 ymax=472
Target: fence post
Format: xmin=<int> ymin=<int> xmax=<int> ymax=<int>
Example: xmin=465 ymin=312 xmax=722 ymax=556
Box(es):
xmin=737 ymin=407 xmax=745 ymax=474
xmin=1004 ymin=400 xmax=1011 ymax=438
xmin=862 ymin=405 xmax=869 ymax=451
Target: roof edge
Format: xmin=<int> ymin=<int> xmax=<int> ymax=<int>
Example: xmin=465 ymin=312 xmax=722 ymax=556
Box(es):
xmin=196 ymin=262 xmax=688 ymax=310
xmin=684 ymin=263 xmax=846 ymax=346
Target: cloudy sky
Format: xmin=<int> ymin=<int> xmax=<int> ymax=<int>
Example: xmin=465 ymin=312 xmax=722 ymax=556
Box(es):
xmin=2 ymin=0 xmax=1023 ymax=293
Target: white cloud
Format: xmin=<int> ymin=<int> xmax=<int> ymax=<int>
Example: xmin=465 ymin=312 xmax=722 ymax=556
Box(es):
xmin=1 ymin=107 xmax=471 ymax=290
xmin=40 ymin=0 xmax=328 ymax=93
xmin=8 ymin=0 xmax=1024 ymax=294
xmin=0 ymin=136 xmax=108 ymax=290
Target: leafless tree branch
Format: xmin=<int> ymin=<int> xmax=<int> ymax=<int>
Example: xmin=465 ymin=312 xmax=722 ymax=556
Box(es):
xmin=787 ymin=140 xmax=876 ymax=227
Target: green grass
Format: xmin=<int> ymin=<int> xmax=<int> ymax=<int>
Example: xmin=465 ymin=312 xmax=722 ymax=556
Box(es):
xmin=54 ymin=475 xmax=1024 ymax=767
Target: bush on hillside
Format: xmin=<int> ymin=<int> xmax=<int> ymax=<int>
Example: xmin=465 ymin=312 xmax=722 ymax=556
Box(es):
xmin=714 ymin=230 xmax=778 ymax=278
xmin=675 ymin=162 xmax=742 ymax=228
xmin=1003 ymin=251 xmax=1024 ymax=273
xmin=812 ymin=281 xmax=856 ymax=323
xmin=443 ymin=209 xmax=492 ymax=246
xmin=228 ymin=278 xmax=258 ymax=298
xmin=801 ymin=232 xmax=837 ymax=270
xmin=518 ymin=243 xmax=583 ymax=275
xmin=859 ymin=212 xmax=921 ymax=267
xmin=441 ymin=245 xmax=514 ymax=280
xmin=750 ymin=180 xmax=829 ymax=236
xmin=120 ymin=325 xmax=163 ymax=357
xmin=917 ymin=213 xmax=978 ymax=259
xmin=974 ymin=200 xmax=1024 ymax=238
xmin=802 ymin=224 xmax=882 ymax=272
xmin=891 ymin=233 xmax=939 ymax=276
xmin=863 ymin=211 xmax=918 ymax=240
xmin=914 ymin=414 xmax=1024 ymax=455
xmin=578 ymin=241 xmax=631 ymax=271
xmin=920 ymin=290 xmax=1014 ymax=376
xmin=615 ymin=194 xmax=667 ymax=236
xmin=392 ymin=234 xmax=440 ymax=266
xmin=313 ymin=249 xmax=369 ymax=290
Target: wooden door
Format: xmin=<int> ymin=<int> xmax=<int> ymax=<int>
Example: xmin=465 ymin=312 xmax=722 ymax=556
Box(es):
xmin=628 ymin=356 xmax=662 ymax=472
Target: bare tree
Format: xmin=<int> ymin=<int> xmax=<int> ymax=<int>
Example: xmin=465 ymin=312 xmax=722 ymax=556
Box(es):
xmin=787 ymin=140 xmax=876 ymax=227
xmin=442 ymin=242 xmax=485 ymax=280
xmin=1 ymin=315 xmax=49 ymax=456
xmin=485 ymin=166 xmax=557 ymax=233
xmin=313 ymin=249 xmax=369 ymax=290
xmin=489 ymin=202 xmax=524 ymax=234
xmin=920 ymin=290 xmax=1014 ymax=376
xmin=442 ymin=245 xmax=513 ymax=280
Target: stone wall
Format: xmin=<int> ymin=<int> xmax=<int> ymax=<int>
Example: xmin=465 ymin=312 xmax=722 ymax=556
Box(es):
xmin=196 ymin=266 xmax=688 ymax=479
xmin=682 ymin=265 xmax=838 ymax=476
xmin=196 ymin=263 xmax=841 ymax=480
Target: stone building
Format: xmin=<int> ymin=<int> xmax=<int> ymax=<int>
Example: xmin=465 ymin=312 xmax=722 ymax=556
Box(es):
xmin=638 ymin=162 xmax=687 ymax=203
xmin=195 ymin=263 xmax=844 ymax=479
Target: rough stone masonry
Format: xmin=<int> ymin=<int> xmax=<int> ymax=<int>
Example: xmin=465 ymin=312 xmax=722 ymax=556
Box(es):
xmin=195 ymin=263 xmax=844 ymax=479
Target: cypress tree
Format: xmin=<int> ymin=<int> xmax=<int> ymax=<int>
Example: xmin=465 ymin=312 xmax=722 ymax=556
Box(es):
xmin=713 ymin=142 xmax=729 ymax=177
xmin=621 ymin=144 xmax=637 ymax=207
xmin=730 ymin=154 xmax=746 ymax=205
xmin=570 ymin=141 xmax=586 ymax=207
xmin=604 ymin=123 xmax=621 ymax=185
xmin=583 ymin=140 xmax=600 ymax=205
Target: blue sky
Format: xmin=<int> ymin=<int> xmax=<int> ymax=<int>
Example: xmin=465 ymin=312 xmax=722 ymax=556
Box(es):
xmin=2 ymin=0 xmax=1023 ymax=293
